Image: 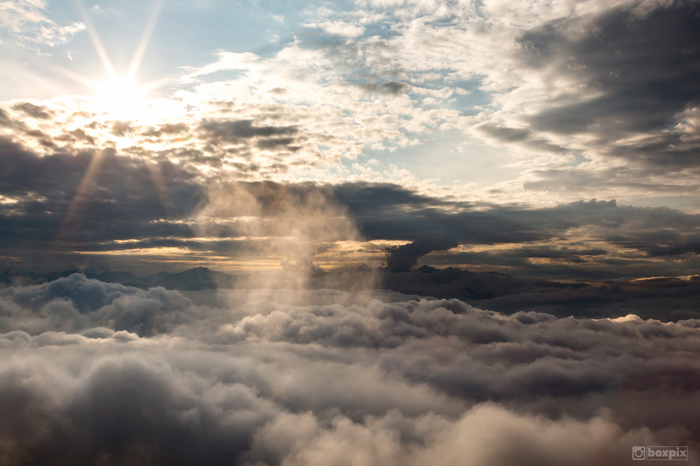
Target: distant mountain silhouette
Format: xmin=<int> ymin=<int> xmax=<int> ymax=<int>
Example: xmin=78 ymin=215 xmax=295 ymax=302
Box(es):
xmin=416 ymin=265 xmax=437 ymax=273
xmin=2 ymin=265 xmax=576 ymax=297
xmin=0 ymin=269 xmax=97 ymax=286
xmin=3 ymin=265 xmax=700 ymax=321
xmin=93 ymin=268 xmax=233 ymax=290
xmin=97 ymin=271 xmax=139 ymax=284
xmin=150 ymin=267 xmax=233 ymax=291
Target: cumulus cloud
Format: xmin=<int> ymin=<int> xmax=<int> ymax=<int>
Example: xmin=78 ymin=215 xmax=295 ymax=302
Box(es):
xmin=2 ymin=274 xmax=191 ymax=335
xmin=0 ymin=275 xmax=699 ymax=464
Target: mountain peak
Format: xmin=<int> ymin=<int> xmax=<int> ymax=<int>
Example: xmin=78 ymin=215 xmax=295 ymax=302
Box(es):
xmin=416 ymin=265 xmax=438 ymax=273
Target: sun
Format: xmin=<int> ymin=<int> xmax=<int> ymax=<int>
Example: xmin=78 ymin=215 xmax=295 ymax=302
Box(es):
xmin=94 ymin=77 xmax=147 ymax=121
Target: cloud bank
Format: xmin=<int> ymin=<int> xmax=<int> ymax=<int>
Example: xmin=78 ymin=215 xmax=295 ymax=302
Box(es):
xmin=0 ymin=274 xmax=698 ymax=464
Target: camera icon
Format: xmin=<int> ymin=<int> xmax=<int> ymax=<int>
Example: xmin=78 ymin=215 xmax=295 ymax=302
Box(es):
xmin=633 ymin=446 xmax=646 ymax=460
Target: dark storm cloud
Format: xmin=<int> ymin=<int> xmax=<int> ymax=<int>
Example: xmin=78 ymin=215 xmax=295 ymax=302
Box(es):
xmin=331 ymin=182 xmax=448 ymax=214
xmin=3 ymin=147 xmax=700 ymax=278
xmin=0 ymin=133 xmax=350 ymax=270
xmin=2 ymin=138 xmax=73 ymax=194
xmin=516 ymin=0 xmax=700 ymax=168
xmin=0 ymin=276 xmax=699 ymax=464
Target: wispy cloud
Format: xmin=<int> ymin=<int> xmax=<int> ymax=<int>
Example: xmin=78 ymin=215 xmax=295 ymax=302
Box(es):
xmin=0 ymin=0 xmax=85 ymax=48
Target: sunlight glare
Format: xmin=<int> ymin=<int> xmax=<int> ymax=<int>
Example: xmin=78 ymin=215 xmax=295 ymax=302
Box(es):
xmin=94 ymin=77 xmax=147 ymax=121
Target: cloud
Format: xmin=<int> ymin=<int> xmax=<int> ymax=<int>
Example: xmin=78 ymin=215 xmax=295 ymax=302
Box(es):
xmin=513 ymin=1 xmax=700 ymax=169
xmin=2 ymin=3 xmax=700 ymax=460
xmin=194 ymin=181 xmax=363 ymax=285
xmin=249 ymin=406 xmax=656 ymax=466
xmin=3 ymin=274 xmax=191 ymax=335
xmin=1 ymin=0 xmax=700 ymax=277
xmin=378 ymin=81 xmax=409 ymax=95
xmin=2 ymin=119 xmax=700 ymax=278
xmin=386 ymin=237 xmax=459 ymax=272
xmin=91 ymin=4 xmax=105 ymax=16
xmin=305 ymin=20 xmax=365 ymax=37
xmin=200 ymin=119 xmax=298 ymax=144
xmin=11 ymin=102 xmax=53 ymax=120
xmin=282 ymin=0 xmax=700 ymax=197
xmin=0 ymin=276 xmax=699 ymax=464
xmin=0 ymin=0 xmax=85 ymax=48
xmin=331 ymin=183 xmax=700 ymax=275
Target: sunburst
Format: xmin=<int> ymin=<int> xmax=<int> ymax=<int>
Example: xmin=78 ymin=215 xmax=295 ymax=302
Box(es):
xmin=73 ymin=0 xmax=167 ymax=122
xmin=93 ymin=77 xmax=147 ymax=121
xmin=54 ymin=0 xmax=172 ymax=260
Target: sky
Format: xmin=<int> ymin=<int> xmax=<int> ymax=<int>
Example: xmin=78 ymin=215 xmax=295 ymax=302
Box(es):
xmin=2 ymin=1 xmax=700 ymax=465
xmin=0 ymin=0 xmax=699 ymax=277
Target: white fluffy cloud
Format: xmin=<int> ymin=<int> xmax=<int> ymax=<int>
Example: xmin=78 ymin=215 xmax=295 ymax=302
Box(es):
xmin=0 ymin=274 xmax=698 ymax=464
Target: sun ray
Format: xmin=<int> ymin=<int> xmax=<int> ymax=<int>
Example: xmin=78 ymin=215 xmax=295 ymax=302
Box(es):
xmin=59 ymin=149 xmax=107 ymax=237
xmin=50 ymin=148 xmax=108 ymax=266
xmin=145 ymin=160 xmax=175 ymax=218
xmin=50 ymin=0 xmax=175 ymax=269
xmin=141 ymin=76 xmax=175 ymax=93
xmin=55 ymin=1 xmax=172 ymax=118
xmin=49 ymin=63 xmax=100 ymax=91
xmin=74 ymin=0 xmax=116 ymax=79
xmin=127 ymin=0 xmax=167 ymax=82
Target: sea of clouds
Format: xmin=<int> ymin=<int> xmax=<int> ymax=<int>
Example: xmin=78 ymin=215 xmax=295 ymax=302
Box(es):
xmin=1 ymin=273 xmax=699 ymax=465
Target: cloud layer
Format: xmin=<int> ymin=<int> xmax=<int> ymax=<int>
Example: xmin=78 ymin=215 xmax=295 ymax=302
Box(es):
xmin=0 ymin=274 xmax=698 ymax=464
xmin=3 ymin=114 xmax=700 ymax=278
